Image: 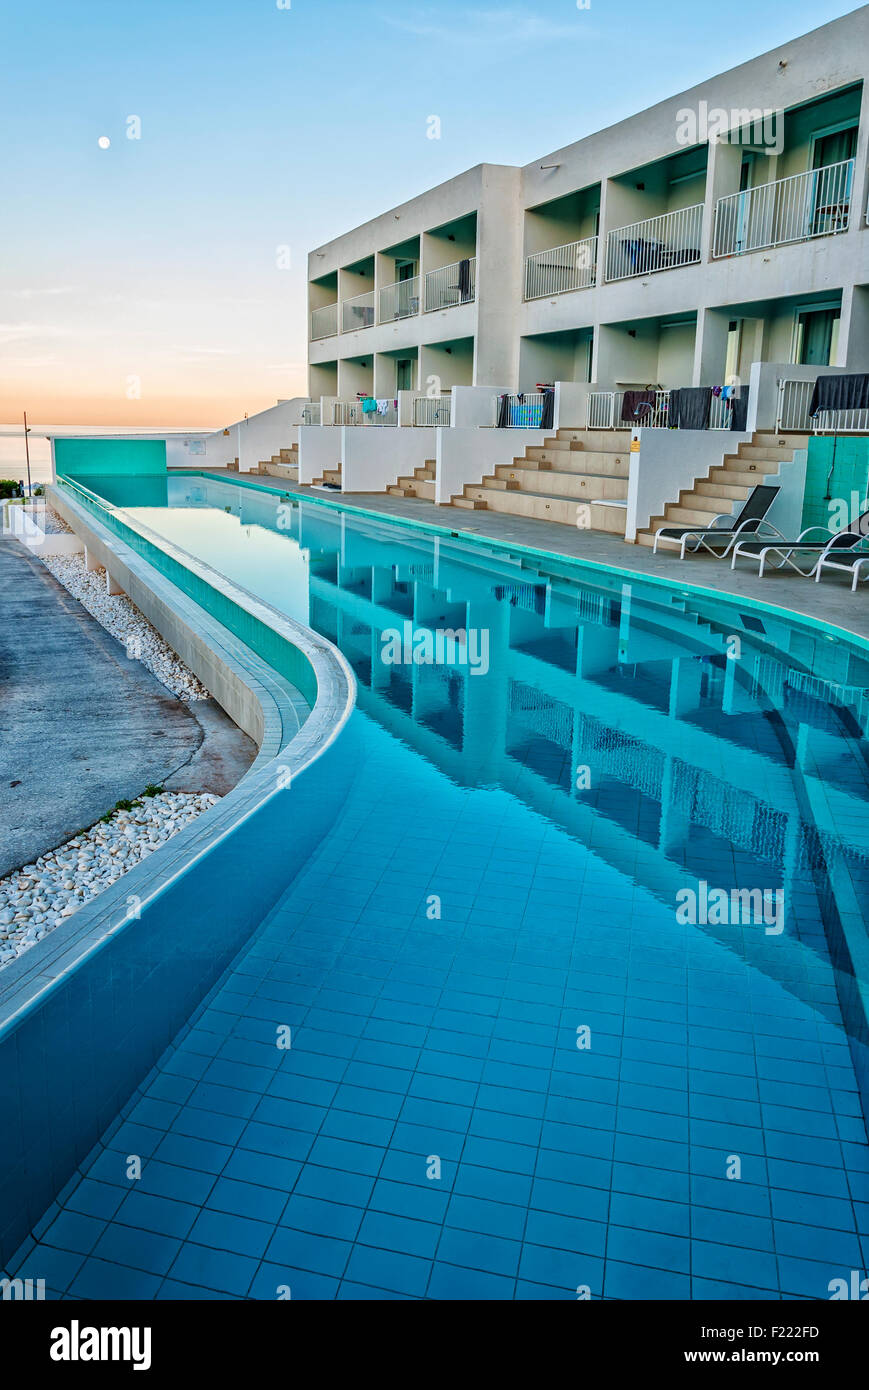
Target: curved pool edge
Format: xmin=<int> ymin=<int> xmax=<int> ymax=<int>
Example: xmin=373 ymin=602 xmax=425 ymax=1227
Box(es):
xmin=0 ymin=486 xmax=358 ymax=1267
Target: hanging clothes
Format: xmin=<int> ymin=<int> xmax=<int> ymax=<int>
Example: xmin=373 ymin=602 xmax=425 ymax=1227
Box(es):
xmin=669 ymin=387 xmax=712 ymax=430
xmin=809 ymin=373 xmax=869 ymax=416
xmin=361 ymin=396 xmax=377 ymax=414
xmin=729 ymin=386 xmax=750 ymax=431
xmin=540 ymin=388 xmax=555 ymax=431
xmin=621 ymin=389 xmax=657 ymax=423
xmin=458 ymin=259 xmax=472 ymax=301
xmin=496 ymin=394 xmax=509 ymax=428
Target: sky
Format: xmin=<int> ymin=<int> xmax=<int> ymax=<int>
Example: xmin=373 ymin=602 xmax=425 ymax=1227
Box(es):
xmin=0 ymin=0 xmax=862 ymax=428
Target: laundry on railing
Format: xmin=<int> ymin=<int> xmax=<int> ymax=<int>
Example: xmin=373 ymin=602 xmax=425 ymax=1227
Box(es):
xmin=361 ymin=396 xmax=377 ymax=414
xmin=376 ymin=398 xmax=396 ymax=416
xmin=540 ymin=387 xmax=555 ymax=430
xmin=809 ymin=373 xmax=869 ymax=417
xmin=668 ymin=387 xmax=712 ymax=430
xmin=458 ymin=259 xmax=472 ymax=302
xmin=729 ymin=386 xmax=750 ymax=431
xmin=621 ymin=389 xmax=658 ymax=423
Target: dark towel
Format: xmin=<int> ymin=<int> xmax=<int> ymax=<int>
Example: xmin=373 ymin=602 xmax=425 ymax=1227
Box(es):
xmin=458 ymin=258 xmax=472 ymax=301
xmin=540 ymin=388 xmax=555 ymax=431
xmin=621 ymin=389 xmax=657 ymax=423
xmin=809 ymin=373 xmax=869 ymax=416
xmin=730 ymin=387 xmax=750 ymax=431
xmin=496 ymin=394 xmax=509 ymax=429
xmin=669 ymin=387 xmax=712 ymax=430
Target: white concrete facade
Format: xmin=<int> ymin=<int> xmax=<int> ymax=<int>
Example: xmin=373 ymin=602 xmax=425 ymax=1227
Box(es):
xmin=307 ymin=8 xmax=869 ymax=405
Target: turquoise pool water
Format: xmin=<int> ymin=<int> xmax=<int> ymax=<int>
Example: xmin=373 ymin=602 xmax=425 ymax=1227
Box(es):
xmin=12 ymin=472 xmax=869 ymax=1299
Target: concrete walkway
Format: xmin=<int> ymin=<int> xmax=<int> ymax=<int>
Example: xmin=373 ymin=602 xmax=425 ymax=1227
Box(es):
xmin=0 ymin=539 xmax=255 ymax=878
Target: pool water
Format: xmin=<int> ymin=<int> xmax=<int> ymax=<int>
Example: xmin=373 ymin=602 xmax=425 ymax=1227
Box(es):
xmin=14 ymin=473 xmax=869 ymax=1299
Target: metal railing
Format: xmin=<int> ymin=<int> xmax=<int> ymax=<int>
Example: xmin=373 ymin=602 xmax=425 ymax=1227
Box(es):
xmin=777 ymin=378 xmax=869 ymax=434
xmin=311 ymin=303 xmax=338 ymax=340
xmin=709 ymin=393 xmax=732 ymax=430
xmin=424 ymin=257 xmax=476 ymax=312
xmin=524 ymin=236 xmax=597 ymax=300
xmin=301 ymin=402 xmax=321 ymax=426
xmin=333 ymin=398 xmax=398 ymax=426
xmin=713 ymin=158 xmax=854 ymax=258
xmin=413 ymin=395 xmax=452 ymax=426
xmin=379 ymin=276 xmax=421 ymax=323
xmin=586 ymin=391 xmax=620 ymax=429
xmin=605 ymin=205 xmax=703 ymax=281
xmin=496 ymin=392 xmax=546 ymax=428
xmin=341 ymin=291 xmax=376 ymax=333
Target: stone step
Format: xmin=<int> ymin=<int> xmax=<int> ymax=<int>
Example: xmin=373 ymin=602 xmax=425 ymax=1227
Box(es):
xmin=413 ymin=467 xmax=435 ymax=480
xmin=695 ymin=480 xmax=751 ymax=500
xmin=481 ymin=476 xmax=521 ymax=491
xmin=663 ymin=504 xmax=723 ymax=526
xmin=491 ymin=465 xmax=628 ymax=501
xmin=709 ymin=466 xmax=772 ymax=487
xmin=451 ymin=495 xmax=487 ymax=510
xmin=556 ymin=429 xmax=632 ymax=449
xmin=736 ymin=444 xmax=795 ymax=462
xmin=526 ymin=448 xmax=630 ymax=475
xmin=461 ymin=485 xmax=626 ymax=533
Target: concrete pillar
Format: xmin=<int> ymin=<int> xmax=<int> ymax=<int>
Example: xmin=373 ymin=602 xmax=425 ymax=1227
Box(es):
xmin=106 ymin=571 xmax=123 ymax=596
xmin=577 ymin=625 xmax=620 ymax=677
xmin=84 ymin=546 xmax=100 ymax=572
xmin=839 ymin=284 xmax=869 ymax=372
xmin=700 ymin=138 xmax=742 ymax=262
xmin=692 ymin=306 xmax=731 ymax=386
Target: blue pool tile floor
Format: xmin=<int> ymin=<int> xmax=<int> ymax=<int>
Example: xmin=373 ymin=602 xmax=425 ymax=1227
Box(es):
xmin=9 ymin=714 xmax=869 ymax=1299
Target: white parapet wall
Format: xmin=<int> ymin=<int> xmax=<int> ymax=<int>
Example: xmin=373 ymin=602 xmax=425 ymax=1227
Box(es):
xmin=298 ymin=424 xmax=342 ymax=484
xmin=435 ymin=427 xmax=548 ymax=505
xmin=341 ymin=427 xmax=436 ymax=492
xmin=625 ymin=426 xmax=752 ymax=541
xmin=2 ymin=501 xmax=84 ymax=555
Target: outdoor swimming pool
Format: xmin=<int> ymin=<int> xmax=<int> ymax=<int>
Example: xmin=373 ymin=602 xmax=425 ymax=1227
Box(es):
xmin=10 ymin=471 xmax=869 ymax=1299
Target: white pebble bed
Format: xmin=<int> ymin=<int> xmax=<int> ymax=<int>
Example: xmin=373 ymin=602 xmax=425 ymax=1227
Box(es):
xmin=41 ymin=547 xmax=210 ymax=701
xmin=0 ymin=792 xmax=220 ymax=967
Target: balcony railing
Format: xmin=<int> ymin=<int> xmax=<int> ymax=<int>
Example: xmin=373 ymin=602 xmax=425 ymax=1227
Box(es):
xmin=713 ymin=158 xmax=854 ymax=258
xmin=413 ymin=395 xmax=451 ymax=426
xmin=301 ymin=402 xmax=321 ymax=425
xmin=379 ymin=276 xmax=421 ymax=323
xmin=496 ymin=392 xmax=547 ymax=428
xmin=605 ymin=205 xmax=704 ymax=282
xmin=341 ymin=291 xmax=376 ymax=333
xmin=424 ymin=257 xmax=476 ymax=313
xmin=777 ymin=378 xmax=869 ymax=434
xmin=311 ymin=302 xmax=338 ymax=340
xmin=333 ymin=397 xmax=398 ymax=426
xmin=587 ymin=388 xmax=735 ymax=430
xmin=524 ymin=236 xmax=598 ymax=300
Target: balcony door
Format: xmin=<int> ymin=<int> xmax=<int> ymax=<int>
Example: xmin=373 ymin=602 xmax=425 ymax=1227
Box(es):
xmin=809 ymin=124 xmax=857 ymax=235
xmin=794 ymin=307 xmax=840 ymax=366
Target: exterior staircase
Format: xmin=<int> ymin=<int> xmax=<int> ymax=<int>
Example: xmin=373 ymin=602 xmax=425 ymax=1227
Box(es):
xmin=255 ymin=445 xmax=298 ymax=482
xmin=311 ymin=463 xmax=342 ymax=488
xmin=387 ymin=461 xmax=436 ymax=501
xmin=450 ymin=429 xmax=631 ymax=534
xmin=636 ymin=431 xmax=809 ymax=548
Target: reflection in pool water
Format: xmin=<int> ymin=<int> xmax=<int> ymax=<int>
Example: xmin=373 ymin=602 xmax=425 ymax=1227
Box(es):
xmin=22 ymin=470 xmax=869 ymax=1301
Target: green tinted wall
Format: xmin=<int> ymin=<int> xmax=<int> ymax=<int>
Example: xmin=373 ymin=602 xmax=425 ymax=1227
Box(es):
xmin=54 ymin=437 xmax=166 ymax=479
xmin=801 ymin=436 xmax=869 ymax=532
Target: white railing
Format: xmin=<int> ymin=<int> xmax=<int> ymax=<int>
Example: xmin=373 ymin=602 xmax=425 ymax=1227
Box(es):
xmin=341 ymin=290 xmax=376 ymax=333
xmin=413 ymin=395 xmax=451 ymax=426
xmin=605 ymin=205 xmax=703 ymax=281
xmin=311 ymin=303 xmax=338 ymax=340
xmin=777 ymin=378 xmax=869 ymax=434
xmin=379 ymin=276 xmax=421 ymax=323
xmin=333 ymin=397 xmax=398 ymax=426
xmin=586 ymin=391 xmax=620 ymax=429
xmin=301 ymin=402 xmax=321 ymax=426
xmin=524 ymin=236 xmax=597 ymax=300
xmin=709 ymin=393 xmax=731 ymax=430
xmin=713 ymin=158 xmax=854 ymax=258
xmin=424 ymin=257 xmax=476 ymax=313
xmin=496 ymin=392 xmax=547 ymax=428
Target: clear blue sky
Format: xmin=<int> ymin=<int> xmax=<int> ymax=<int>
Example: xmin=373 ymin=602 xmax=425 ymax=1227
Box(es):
xmin=0 ymin=0 xmax=861 ymax=424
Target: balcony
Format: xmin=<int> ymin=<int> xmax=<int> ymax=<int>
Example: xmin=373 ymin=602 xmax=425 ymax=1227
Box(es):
xmin=605 ymin=205 xmax=703 ymax=282
xmin=379 ymin=276 xmax=421 ymax=323
xmin=712 ymin=159 xmax=854 ymax=258
xmin=524 ymin=236 xmax=597 ymax=300
xmin=424 ymin=257 xmax=476 ymax=313
xmin=331 ymin=398 xmax=398 ymax=426
xmin=413 ymin=395 xmax=451 ymax=426
xmin=777 ymin=378 xmax=869 ymax=434
xmin=311 ymin=303 xmax=338 ymax=341
xmin=341 ymin=291 xmax=376 ymax=333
